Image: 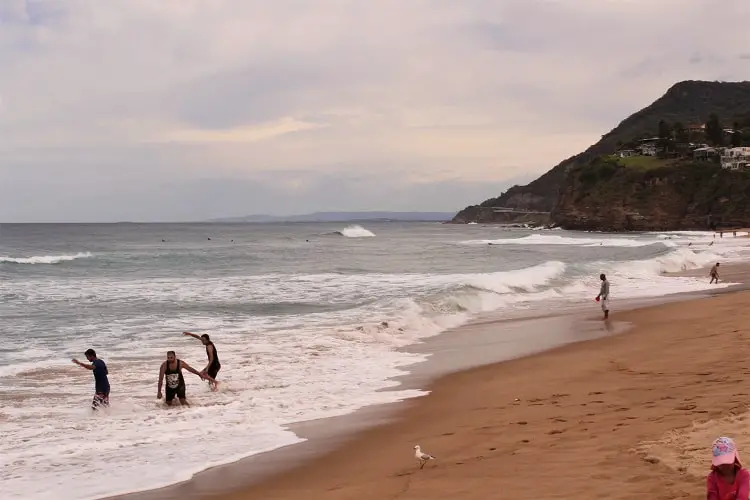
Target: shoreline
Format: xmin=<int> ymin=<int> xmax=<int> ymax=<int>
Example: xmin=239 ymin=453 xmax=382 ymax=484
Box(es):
xmin=108 ymin=282 xmax=730 ymax=500
xmin=214 ymin=288 xmax=750 ymax=499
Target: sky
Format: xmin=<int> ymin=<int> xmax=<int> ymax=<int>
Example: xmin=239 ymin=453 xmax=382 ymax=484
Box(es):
xmin=1 ymin=0 xmax=750 ymax=222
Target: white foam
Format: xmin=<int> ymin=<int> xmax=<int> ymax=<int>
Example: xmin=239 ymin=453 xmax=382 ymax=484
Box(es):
xmin=3 ymin=231 xmax=750 ymax=499
xmin=339 ymin=225 xmax=375 ymax=238
xmin=0 ymin=252 xmax=93 ymax=264
xmin=462 ymin=234 xmax=664 ymax=248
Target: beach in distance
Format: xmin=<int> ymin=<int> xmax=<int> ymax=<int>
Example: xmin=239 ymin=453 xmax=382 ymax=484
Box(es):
xmin=1 ymin=222 xmax=748 ymax=500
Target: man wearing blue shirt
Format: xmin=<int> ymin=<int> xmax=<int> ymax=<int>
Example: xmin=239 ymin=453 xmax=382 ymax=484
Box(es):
xmin=72 ymin=349 xmax=110 ymax=410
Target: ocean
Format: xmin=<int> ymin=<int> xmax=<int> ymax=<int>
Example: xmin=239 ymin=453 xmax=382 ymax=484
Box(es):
xmin=1 ymin=222 xmax=748 ymax=500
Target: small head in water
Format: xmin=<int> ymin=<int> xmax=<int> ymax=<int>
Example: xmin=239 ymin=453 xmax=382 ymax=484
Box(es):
xmin=167 ymin=351 xmax=176 ymax=363
xmin=200 ymin=334 xmax=211 ymax=345
xmin=600 ymin=273 xmax=606 ymax=281
xmin=84 ymin=349 xmax=97 ymax=362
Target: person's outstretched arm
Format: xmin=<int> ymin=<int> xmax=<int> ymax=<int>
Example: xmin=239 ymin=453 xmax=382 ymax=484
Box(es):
xmin=183 ymin=331 xmax=201 ymax=340
xmin=72 ymin=359 xmax=94 ymax=370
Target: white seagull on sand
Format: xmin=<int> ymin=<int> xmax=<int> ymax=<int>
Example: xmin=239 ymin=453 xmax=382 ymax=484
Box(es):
xmin=414 ymin=445 xmax=436 ymax=469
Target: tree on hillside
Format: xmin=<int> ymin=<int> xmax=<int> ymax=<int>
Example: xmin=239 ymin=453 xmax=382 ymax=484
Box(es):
xmin=673 ymin=122 xmax=689 ymax=143
xmin=658 ymin=120 xmax=672 ymax=139
xmin=657 ymin=120 xmax=672 ymax=156
xmin=706 ymin=114 xmax=723 ymax=145
xmin=732 ymin=122 xmax=743 ymax=147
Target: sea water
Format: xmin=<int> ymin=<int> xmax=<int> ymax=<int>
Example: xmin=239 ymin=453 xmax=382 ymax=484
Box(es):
xmin=0 ymin=222 xmax=748 ymax=499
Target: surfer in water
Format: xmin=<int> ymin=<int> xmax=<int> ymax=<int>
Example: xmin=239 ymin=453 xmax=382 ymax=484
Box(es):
xmin=157 ymin=351 xmax=213 ymax=407
xmin=183 ymin=331 xmax=221 ymax=391
xmin=72 ymin=349 xmax=110 ymax=410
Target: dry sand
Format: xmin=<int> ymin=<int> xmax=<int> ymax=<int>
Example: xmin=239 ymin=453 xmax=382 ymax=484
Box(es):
xmin=201 ymin=290 xmax=750 ymax=500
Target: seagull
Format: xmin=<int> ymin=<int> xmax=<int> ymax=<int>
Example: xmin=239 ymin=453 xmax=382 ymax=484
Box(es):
xmin=414 ymin=445 xmax=436 ymax=469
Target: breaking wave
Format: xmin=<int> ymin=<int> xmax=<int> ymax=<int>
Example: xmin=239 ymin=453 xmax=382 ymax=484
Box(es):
xmin=0 ymin=252 xmax=93 ymax=265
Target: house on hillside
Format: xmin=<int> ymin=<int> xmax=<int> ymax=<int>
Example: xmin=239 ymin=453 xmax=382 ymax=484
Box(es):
xmin=721 ymin=147 xmax=750 ymax=170
xmin=687 ymin=123 xmax=706 ymax=134
xmin=694 ymin=147 xmax=719 ymax=161
xmin=638 ymin=137 xmax=661 ymax=156
xmin=616 ymin=149 xmax=637 ymax=158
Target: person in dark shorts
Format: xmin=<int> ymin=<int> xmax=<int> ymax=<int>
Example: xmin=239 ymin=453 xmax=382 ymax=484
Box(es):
xmin=72 ymin=349 xmax=110 ymax=410
xmin=183 ymin=331 xmax=221 ymax=391
xmin=157 ymin=351 xmax=212 ymax=407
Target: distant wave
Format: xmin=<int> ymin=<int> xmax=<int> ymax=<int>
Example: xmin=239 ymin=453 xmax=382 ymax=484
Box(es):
xmin=0 ymin=252 xmax=93 ymax=265
xmin=334 ymin=225 xmax=376 ymax=238
xmin=462 ymin=234 xmax=664 ymax=248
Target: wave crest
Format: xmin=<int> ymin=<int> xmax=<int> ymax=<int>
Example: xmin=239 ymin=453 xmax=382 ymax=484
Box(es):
xmin=0 ymin=252 xmax=93 ymax=265
xmin=337 ymin=225 xmax=375 ymax=238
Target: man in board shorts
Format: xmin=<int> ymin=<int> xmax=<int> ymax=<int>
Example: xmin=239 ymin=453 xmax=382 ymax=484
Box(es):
xmin=183 ymin=331 xmax=221 ymax=391
xmin=72 ymin=349 xmax=110 ymax=410
xmin=157 ymin=351 xmax=212 ymax=407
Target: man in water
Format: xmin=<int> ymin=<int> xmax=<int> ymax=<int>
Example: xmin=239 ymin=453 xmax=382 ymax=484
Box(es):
xmin=183 ymin=331 xmax=221 ymax=391
xmin=157 ymin=351 xmax=213 ymax=407
xmin=72 ymin=349 xmax=110 ymax=410
xmin=596 ymin=273 xmax=610 ymax=320
xmin=710 ymin=262 xmax=720 ymax=284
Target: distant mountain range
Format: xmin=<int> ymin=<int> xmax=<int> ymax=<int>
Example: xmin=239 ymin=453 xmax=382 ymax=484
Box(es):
xmin=209 ymin=211 xmax=456 ymax=223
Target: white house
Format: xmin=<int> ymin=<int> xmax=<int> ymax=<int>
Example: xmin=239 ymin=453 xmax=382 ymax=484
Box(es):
xmin=721 ymin=147 xmax=750 ymax=170
xmin=616 ymin=149 xmax=637 ymax=158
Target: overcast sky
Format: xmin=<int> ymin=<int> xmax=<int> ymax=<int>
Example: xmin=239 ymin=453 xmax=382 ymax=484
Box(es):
xmin=1 ymin=0 xmax=750 ymax=222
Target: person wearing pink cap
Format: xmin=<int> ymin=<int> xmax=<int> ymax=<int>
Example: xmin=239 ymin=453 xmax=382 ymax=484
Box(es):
xmin=707 ymin=437 xmax=750 ymax=500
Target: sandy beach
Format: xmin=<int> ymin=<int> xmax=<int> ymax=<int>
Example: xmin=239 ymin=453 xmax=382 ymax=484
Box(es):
xmin=178 ymin=288 xmax=750 ymax=500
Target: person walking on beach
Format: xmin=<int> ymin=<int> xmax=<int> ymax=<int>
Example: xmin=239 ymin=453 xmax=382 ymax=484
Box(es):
xmin=710 ymin=263 xmax=721 ymax=284
xmin=183 ymin=331 xmax=221 ymax=391
xmin=72 ymin=349 xmax=110 ymax=410
xmin=157 ymin=351 xmax=213 ymax=407
xmin=596 ymin=273 xmax=610 ymax=320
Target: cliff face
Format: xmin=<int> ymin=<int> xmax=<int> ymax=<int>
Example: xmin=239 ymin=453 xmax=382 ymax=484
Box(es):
xmin=553 ymin=158 xmax=750 ymax=231
xmin=451 ymin=207 xmax=550 ymax=225
xmin=453 ymin=80 xmax=750 ymax=224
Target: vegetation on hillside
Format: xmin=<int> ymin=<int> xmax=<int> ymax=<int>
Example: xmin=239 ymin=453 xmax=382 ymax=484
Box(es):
xmin=455 ymin=81 xmax=750 ymax=220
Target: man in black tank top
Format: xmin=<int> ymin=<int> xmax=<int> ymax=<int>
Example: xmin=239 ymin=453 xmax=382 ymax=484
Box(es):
xmin=183 ymin=331 xmax=221 ymax=391
xmin=157 ymin=351 xmax=213 ymax=406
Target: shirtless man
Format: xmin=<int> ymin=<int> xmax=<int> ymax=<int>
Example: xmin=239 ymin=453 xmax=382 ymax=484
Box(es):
xmin=157 ymin=351 xmax=213 ymax=407
xmin=183 ymin=331 xmax=221 ymax=391
xmin=710 ymin=263 xmax=720 ymax=284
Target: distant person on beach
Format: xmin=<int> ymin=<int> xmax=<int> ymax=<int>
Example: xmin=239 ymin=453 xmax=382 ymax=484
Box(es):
xmin=707 ymin=437 xmax=749 ymax=500
xmin=72 ymin=349 xmax=110 ymax=410
xmin=157 ymin=351 xmax=213 ymax=407
xmin=596 ymin=273 xmax=610 ymax=320
xmin=183 ymin=331 xmax=221 ymax=391
xmin=710 ymin=263 xmax=721 ymax=284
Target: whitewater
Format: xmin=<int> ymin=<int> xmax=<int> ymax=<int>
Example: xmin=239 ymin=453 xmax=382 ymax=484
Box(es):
xmin=1 ymin=222 xmax=749 ymax=500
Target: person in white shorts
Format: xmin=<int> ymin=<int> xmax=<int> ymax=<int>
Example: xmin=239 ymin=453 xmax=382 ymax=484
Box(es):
xmin=596 ymin=273 xmax=610 ymax=320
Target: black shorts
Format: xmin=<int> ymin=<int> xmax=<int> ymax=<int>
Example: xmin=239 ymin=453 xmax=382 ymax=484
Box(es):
xmin=165 ymin=384 xmax=186 ymax=402
xmin=207 ymin=364 xmax=221 ymax=379
xmin=92 ymin=392 xmax=110 ymax=410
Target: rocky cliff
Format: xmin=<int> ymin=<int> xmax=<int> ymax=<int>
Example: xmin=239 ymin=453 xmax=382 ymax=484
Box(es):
xmin=453 ymin=80 xmax=750 ymax=224
xmin=553 ymin=157 xmax=750 ymax=231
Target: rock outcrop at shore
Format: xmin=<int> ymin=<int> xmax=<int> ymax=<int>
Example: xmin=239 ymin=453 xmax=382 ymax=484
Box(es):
xmin=453 ymin=80 xmax=750 ymax=228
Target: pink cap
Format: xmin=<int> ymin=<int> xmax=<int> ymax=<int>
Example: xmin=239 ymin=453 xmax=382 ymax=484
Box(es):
xmin=712 ymin=437 xmax=741 ymax=467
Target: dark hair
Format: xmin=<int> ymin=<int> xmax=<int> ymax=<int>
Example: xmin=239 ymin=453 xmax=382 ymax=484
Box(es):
xmin=600 ymin=273 xmax=606 ymax=280
xmin=167 ymin=350 xmax=176 ymax=356
xmin=85 ymin=349 xmax=96 ymax=358
xmin=201 ymin=334 xmax=210 ymax=341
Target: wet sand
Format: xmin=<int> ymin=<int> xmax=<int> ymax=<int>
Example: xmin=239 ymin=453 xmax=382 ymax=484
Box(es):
xmin=199 ymin=290 xmax=750 ymax=500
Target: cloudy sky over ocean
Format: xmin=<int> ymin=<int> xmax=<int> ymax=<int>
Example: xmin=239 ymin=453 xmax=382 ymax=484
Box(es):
xmin=2 ymin=0 xmax=750 ymax=222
